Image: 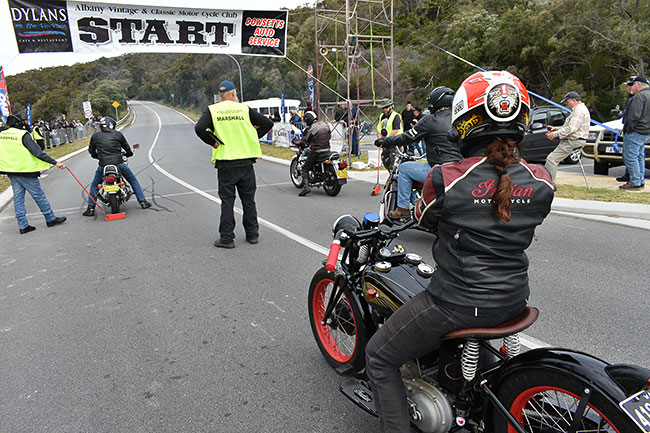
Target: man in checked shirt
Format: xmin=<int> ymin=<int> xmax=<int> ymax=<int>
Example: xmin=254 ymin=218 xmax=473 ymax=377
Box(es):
xmin=544 ymin=91 xmax=591 ymax=185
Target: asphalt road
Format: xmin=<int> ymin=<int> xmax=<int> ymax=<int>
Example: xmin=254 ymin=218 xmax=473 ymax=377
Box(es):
xmin=1 ymin=101 xmax=648 ymax=433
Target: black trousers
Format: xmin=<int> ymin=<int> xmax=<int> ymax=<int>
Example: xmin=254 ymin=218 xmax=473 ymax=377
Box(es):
xmin=365 ymin=290 xmax=521 ymax=433
xmin=216 ymin=165 xmax=258 ymax=242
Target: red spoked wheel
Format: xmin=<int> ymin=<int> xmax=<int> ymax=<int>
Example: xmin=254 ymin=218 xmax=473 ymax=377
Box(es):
xmin=308 ymin=267 xmax=366 ymax=372
xmin=494 ymin=369 xmax=636 ymax=433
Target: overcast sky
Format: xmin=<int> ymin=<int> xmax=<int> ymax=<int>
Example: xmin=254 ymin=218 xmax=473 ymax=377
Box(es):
xmin=1 ymin=0 xmax=313 ymax=76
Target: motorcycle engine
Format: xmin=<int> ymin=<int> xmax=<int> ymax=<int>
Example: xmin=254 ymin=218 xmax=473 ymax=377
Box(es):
xmin=404 ymin=378 xmax=453 ymax=433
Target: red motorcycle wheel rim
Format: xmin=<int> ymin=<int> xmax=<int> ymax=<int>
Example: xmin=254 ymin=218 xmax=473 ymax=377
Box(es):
xmin=312 ymin=278 xmax=357 ymax=363
xmin=508 ymin=385 xmax=621 ymax=433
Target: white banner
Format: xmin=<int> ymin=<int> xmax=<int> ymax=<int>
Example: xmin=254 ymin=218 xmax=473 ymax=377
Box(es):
xmin=8 ymin=0 xmax=288 ymax=57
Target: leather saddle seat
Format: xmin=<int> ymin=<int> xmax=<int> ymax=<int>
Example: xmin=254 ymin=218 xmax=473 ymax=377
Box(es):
xmin=442 ymin=306 xmax=539 ymax=341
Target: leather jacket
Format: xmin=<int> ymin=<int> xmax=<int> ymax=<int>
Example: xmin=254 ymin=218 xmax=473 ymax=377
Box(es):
xmin=414 ymin=153 xmax=554 ymax=316
xmin=381 ymin=107 xmax=462 ymax=166
xmin=297 ymin=121 xmax=331 ymax=152
xmin=88 ymin=129 xmax=133 ymax=166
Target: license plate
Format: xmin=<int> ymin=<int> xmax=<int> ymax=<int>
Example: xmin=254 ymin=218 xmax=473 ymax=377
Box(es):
xmin=103 ymin=184 xmax=119 ymax=192
xmin=620 ymin=388 xmax=650 ymax=432
xmin=337 ymin=169 xmax=348 ymax=179
xmin=605 ymin=146 xmax=619 ymax=154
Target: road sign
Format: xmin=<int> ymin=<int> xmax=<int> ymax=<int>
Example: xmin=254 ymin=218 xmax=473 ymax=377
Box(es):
xmin=112 ymin=101 xmax=120 ymax=108
xmin=83 ymin=100 xmax=92 ymax=119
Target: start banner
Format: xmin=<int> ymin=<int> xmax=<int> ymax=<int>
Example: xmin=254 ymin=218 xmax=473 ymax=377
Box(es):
xmin=7 ymin=0 xmax=288 ymax=57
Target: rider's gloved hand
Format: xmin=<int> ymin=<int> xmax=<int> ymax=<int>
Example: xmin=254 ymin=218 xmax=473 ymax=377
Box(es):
xmin=374 ymin=138 xmax=385 ymax=147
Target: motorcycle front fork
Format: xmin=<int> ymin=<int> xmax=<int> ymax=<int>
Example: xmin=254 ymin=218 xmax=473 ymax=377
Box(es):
xmin=321 ymin=275 xmax=348 ymax=326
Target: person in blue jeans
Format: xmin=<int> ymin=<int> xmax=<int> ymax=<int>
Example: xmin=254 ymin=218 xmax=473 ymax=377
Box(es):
xmin=82 ymin=116 xmax=150 ymax=216
xmin=620 ymin=75 xmax=650 ymax=190
xmin=0 ymin=114 xmax=67 ymax=234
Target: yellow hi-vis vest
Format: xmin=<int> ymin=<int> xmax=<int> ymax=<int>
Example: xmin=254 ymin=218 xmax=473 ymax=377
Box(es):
xmin=32 ymin=125 xmax=43 ymax=141
xmin=0 ymin=128 xmax=51 ymax=173
xmin=378 ymin=110 xmax=403 ymax=135
xmin=208 ymin=100 xmax=261 ymax=163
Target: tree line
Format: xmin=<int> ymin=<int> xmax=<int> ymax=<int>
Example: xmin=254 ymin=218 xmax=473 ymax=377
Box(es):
xmin=5 ymin=0 xmax=648 ymax=123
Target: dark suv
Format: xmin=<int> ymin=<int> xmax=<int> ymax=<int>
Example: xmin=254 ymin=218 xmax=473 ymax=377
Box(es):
xmin=518 ymin=105 xmax=580 ymax=164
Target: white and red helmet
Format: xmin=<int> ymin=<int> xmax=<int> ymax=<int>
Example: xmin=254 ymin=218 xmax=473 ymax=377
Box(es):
xmin=451 ymin=70 xmax=530 ymax=146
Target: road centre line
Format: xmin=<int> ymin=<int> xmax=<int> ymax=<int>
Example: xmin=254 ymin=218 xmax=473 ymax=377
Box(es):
xmin=139 ymin=102 xmax=549 ymax=351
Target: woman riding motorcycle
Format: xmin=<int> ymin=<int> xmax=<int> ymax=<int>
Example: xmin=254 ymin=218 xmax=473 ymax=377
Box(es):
xmin=364 ymin=70 xmax=555 ymax=433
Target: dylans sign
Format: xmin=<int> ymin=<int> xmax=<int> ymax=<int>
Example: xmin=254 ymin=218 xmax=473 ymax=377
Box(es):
xmin=7 ymin=0 xmax=288 ymax=57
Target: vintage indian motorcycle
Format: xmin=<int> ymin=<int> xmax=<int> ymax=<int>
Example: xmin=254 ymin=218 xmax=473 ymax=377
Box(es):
xmin=308 ymin=213 xmax=650 ymax=433
xmin=290 ymin=139 xmax=347 ymax=196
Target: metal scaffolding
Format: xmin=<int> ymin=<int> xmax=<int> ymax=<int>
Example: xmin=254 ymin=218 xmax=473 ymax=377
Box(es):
xmin=313 ymin=0 xmax=394 ymax=151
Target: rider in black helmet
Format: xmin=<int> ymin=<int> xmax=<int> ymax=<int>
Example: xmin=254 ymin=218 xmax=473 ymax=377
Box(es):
xmin=82 ymin=116 xmax=151 ymax=216
xmin=374 ymin=86 xmax=462 ymax=218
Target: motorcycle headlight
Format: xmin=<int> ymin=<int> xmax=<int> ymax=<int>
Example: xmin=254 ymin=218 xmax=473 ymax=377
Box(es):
xmin=332 ymin=215 xmax=361 ymax=236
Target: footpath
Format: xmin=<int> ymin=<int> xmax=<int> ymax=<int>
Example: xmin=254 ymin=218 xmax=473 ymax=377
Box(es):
xmin=2 ymin=153 xmax=650 ymax=231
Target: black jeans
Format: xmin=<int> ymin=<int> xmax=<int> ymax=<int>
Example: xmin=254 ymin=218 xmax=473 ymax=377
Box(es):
xmin=365 ymin=290 xmax=521 ymax=433
xmin=216 ymin=165 xmax=258 ymax=242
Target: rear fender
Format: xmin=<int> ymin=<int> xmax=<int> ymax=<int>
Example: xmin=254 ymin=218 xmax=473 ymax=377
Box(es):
xmin=489 ymin=348 xmax=649 ymax=406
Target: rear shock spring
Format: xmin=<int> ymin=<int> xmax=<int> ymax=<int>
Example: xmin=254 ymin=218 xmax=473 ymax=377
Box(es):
xmin=461 ymin=339 xmax=480 ymax=381
xmin=503 ymin=334 xmax=521 ymax=358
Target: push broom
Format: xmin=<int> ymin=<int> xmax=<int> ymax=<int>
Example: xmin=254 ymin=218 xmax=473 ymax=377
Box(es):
xmin=66 ymin=167 xmax=126 ymax=221
xmin=371 ymin=147 xmax=382 ymax=195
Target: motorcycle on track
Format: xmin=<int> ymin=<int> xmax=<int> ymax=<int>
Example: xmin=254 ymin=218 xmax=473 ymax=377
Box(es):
xmin=96 ymin=144 xmax=139 ymax=214
xmin=289 ymin=139 xmax=348 ymax=196
xmin=308 ymin=213 xmax=650 ymax=433
xmin=378 ymin=150 xmax=428 ymax=230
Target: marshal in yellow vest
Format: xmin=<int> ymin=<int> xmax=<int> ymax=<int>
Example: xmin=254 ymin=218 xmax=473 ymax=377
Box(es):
xmin=377 ymin=110 xmax=403 ymax=136
xmin=208 ymin=100 xmax=262 ymax=163
xmin=0 ymin=128 xmax=52 ymax=173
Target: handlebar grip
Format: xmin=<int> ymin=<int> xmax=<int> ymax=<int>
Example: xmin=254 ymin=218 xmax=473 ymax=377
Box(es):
xmin=325 ymin=240 xmax=341 ymax=272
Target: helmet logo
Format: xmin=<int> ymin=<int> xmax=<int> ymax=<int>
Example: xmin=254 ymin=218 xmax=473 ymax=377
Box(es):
xmin=486 ymin=84 xmax=519 ymax=120
xmin=453 ymin=100 xmax=465 ymax=116
xmin=456 ymin=112 xmax=483 ymax=139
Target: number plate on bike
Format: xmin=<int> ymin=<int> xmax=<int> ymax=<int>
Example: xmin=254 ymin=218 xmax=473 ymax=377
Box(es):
xmin=337 ymin=169 xmax=348 ymax=179
xmin=104 ymin=185 xmax=119 ymax=192
xmin=619 ymin=388 xmax=650 ymax=432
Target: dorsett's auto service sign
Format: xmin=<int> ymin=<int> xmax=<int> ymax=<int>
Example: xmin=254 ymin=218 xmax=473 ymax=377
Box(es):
xmin=7 ymin=0 xmax=288 ymax=57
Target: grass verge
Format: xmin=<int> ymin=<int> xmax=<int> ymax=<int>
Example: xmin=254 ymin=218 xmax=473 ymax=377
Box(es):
xmin=555 ymin=184 xmax=650 ymax=204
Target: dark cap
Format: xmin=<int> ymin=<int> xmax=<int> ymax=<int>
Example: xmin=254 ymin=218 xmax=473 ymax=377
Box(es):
xmin=626 ymin=75 xmax=649 ymax=86
xmin=218 ymin=80 xmax=236 ymax=93
xmin=413 ymin=106 xmax=422 ymax=112
xmin=561 ymin=91 xmax=581 ymax=103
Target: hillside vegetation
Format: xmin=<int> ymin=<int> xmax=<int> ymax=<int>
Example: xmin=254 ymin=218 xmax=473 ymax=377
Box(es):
xmin=5 ymin=0 xmax=648 ymax=123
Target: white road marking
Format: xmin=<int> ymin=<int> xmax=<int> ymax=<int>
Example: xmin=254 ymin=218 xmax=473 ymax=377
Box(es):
xmin=138 ymin=102 xmax=550 ymax=351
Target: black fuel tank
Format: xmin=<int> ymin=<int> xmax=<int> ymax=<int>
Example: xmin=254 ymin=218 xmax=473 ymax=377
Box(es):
xmin=361 ymin=259 xmax=434 ymax=317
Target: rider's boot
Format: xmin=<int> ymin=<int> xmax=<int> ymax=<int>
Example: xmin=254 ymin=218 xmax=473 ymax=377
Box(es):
xmin=388 ymin=206 xmax=410 ymax=219
xmin=298 ymin=173 xmax=311 ymax=197
xmin=82 ymin=204 xmax=95 ymax=216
